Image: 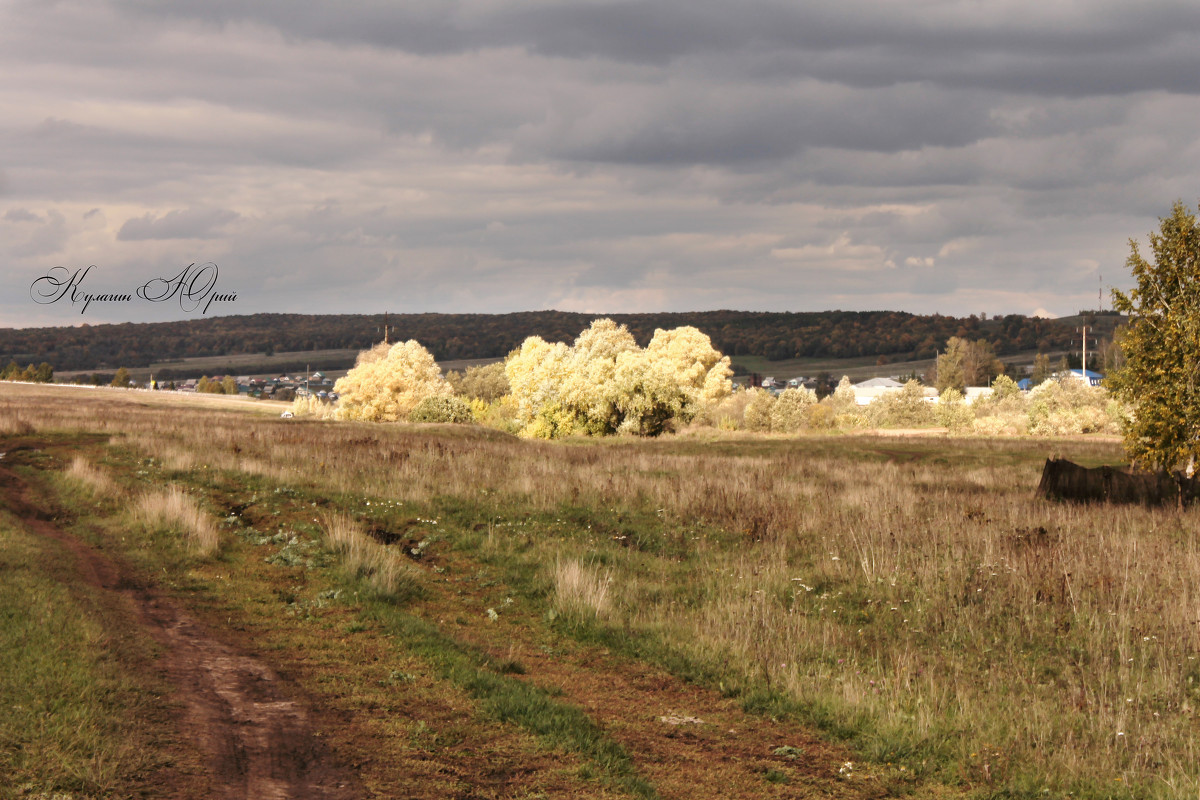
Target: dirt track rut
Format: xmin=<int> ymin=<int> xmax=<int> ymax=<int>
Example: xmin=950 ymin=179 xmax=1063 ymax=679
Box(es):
xmin=0 ymin=454 xmax=364 ymax=800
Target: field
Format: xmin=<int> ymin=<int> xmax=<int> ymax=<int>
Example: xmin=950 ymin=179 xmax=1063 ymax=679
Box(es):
xmin=53 ymin=352 xmax=507 ymax=384
xmin=1 ymin=382 xmax=1196 ymax=799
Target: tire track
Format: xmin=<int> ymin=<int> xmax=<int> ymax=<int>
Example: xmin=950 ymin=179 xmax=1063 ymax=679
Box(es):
xmin=0 ymin=455 xmax=364 ymax=800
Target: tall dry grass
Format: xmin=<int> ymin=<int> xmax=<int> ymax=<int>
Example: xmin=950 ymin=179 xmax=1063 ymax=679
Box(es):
xmin=553 ymin=557 xmax=612 ymax=622
xmin=321 ymin=512 xmax=420 ymax=599
xmin=135 ymin=486 xmax=220 ymax=557
xmin=65 ymin=456 xmax=118 ymax=497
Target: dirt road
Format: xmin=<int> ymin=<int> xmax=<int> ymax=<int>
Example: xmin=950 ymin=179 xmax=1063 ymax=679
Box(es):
xmin=0 ymin=453 xmax=364 ymax=800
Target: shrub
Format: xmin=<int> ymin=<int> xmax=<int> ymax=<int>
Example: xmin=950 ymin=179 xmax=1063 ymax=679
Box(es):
xmin=470 ymin=396 xmax=521 ymax=434
xmin=1027 ymin=379 xmax=1118 ymax=436
xmin=446 ymin=362 xmax=510 ymax=403
xmin=290 ymin=395 xmax=337 ymax=419
xmin=690 ymin=389 xmax=755 ymax=430
xmin=829 ymin=376 xmax=857 ymax=415
xmin=804 ymin=402 xmax=836 ymax=430
xmin=866 ymin=380 xmax=936 ymax=428
xmin=770 ymin=387 xmax=817 ymax=433
xmin=935 ymin=388 xmax=974 ymax=433
xmin=968 ymin=375 xmax=1032 ymax=435
xmin=409 ymin=395 xmax=474 ymax=424
xmin=743 ymin=389 xmax=776 ymax=432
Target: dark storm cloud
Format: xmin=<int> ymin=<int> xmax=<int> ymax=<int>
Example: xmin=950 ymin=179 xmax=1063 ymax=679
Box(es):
xmin=116 ymin=0 xmax=1200 ymax=95
xmin=4 ymin=0 xmax=1200 ymax=326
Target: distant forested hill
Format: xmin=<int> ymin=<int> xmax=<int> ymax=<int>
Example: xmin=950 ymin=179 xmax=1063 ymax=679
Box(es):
xmin=0 ymin=310 xmax=1119 ymax=371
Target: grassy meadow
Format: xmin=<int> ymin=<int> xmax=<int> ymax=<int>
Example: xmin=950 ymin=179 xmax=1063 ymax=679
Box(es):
xmin=2 ymin=381 xmax=1198 ymax=798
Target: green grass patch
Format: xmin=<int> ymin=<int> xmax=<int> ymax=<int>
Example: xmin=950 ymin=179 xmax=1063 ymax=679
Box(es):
xmin=0 ymin=507 xmax=174 ymax=799
xmin=359 ymin=596 xmax=657 ymax=799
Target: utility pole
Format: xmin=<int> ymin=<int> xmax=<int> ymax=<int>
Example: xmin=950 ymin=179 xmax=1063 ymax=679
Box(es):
xmin=1078 ymin=326 xmax=1089 ymax=378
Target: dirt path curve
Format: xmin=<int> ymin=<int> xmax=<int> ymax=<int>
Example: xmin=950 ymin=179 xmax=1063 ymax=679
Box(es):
xmin=0 ymin=453 xmax=364 ymax=800
xmin=420 ymin=555 xmax=892 ymax=800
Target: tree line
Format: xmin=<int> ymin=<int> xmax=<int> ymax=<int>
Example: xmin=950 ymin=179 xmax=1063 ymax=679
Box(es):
xmin=0 ymin=309 xmax=1109 ymax=373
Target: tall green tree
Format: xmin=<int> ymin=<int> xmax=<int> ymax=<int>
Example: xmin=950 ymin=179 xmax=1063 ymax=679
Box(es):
xmin=1031 ymin=353 xmax=1052 ymax=385
xmin=935 ymin=337 xmax=1001 ymax=392
xmin=1108 ymin=201 xmax=1200 ymax=471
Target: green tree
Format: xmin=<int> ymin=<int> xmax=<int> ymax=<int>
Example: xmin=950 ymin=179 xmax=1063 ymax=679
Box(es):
xmin=409 ymin=395 xmax=473 ymax=424
xmin=446 ymin=362 xmax=510 ymax=403
xmin=935 ymin=338 xmax=967 ymax=392
xmin=1 ymin=360 xmax=18 ymax=380
xmin=110 ymin=367 xmax=130 ymax=388
xmin=937 ymin=336 xmax=1002 ymax=392
xmin=1031 ymin=353 xmax=1052 ymax=385
xmin=1108 ymin=201 xmax=1200 ymax=471
xmin=221 ymin=376 xmax=238 ymax=395
xmin=34 ymin=363 xmax=53 ymax=383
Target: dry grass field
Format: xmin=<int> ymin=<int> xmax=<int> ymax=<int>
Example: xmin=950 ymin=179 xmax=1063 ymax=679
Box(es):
xmin=1 ymin=381 xmax=1196 ymax=799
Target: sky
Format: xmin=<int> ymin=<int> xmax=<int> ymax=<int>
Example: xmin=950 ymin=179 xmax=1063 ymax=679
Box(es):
xmin=4 ymin=0 xmax=1200 ymax=328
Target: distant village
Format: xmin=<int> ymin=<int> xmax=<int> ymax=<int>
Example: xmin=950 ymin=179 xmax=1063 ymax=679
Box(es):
xmin=151 ymin=371 xmax=339 ymax=401
xmin=753 ymin=368 xmax=1104 ymax=404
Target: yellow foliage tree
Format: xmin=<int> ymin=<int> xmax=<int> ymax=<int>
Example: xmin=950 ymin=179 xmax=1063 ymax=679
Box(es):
xmin=505 ymin=336 xmax=574 ymax=437
xmin=506 ymin=319 xmax=733 ymax=438
xmin=333 ymin=340 xmax=451 ymax=422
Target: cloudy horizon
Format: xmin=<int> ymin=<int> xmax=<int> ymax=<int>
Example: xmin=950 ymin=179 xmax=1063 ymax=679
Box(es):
xmin=4 ymin=0 xmax=1199 ymax=329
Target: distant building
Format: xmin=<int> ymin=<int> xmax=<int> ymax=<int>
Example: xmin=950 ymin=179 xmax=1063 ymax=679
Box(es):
xmin=761 ymin=377 xmax=786 ymax=392
xmin=963 ymin=387 xmax=994 ymax=404
xmin=854 ymin=377 xmax=904 ymax=389
xmin=851 ymin=377 xmax=933 ymax=406
xmin=1058 ymin=368 xmax=1104 ymax=387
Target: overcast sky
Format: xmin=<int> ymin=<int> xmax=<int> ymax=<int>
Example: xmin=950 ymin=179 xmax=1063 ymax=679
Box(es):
xmin=4 ymin=0 xmax=1199 ymax=328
